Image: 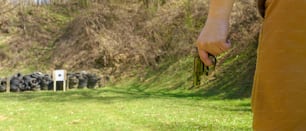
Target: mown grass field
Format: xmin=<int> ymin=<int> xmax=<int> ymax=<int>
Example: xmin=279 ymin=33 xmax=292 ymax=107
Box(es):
xmin=0 ymin=87 xmax=252 ymax=131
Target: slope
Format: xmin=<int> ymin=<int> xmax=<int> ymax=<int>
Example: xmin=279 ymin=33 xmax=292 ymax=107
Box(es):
xmin=0 ymin=0 xmax=261 ymax=98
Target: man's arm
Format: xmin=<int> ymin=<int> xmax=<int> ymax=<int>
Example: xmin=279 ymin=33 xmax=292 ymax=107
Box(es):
xmin=207 ymin=0 xmax=235 ymax=21
xmin=197 ymin=0 xmax=235 ymax=66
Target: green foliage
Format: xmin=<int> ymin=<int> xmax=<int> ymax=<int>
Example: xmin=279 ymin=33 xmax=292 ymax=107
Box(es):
xmin=113 ymin=39 xmax=256 ymax=99
xmin=78 ymin=0 xmax=90 ymax=8
xmin=183 ymin=0 xmax=194 ymax=30
xmin=142 ymin=0 xmax=166 ymax=8
xmin=0 ymin=88 xmax=252 ymax=130
xmin=0 ymin=0 xmax=260 ymax=100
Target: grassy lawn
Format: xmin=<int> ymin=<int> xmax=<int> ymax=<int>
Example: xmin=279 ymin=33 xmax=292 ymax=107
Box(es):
xmin=0 ymin=88 xmax=252 ymax=131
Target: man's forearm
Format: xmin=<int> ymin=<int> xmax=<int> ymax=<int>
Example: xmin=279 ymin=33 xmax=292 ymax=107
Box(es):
xmin=196 ymin=0 xmax=235 ymax=65
xmin=207 ymin=0 xmax=235 ymax=21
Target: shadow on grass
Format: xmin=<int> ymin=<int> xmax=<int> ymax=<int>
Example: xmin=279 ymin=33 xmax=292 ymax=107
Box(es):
xmin=198 ymin=42 xmax=257 ymax=99
xmin=0 ymin=88 xmax=252 ymax=117
xmin=151 ymin=121 xmax=251 ymax=131
xmin=0 ymin=88 xmax=205 ymax=104
xmin=0 ymin=87 xmax=242 ymax=103
xmin=112 ymin=43 xmax=257 ymax=100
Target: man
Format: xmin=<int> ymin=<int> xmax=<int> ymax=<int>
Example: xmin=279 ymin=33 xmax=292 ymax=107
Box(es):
xmin=197 ymin=0 xmax=306 ymax=130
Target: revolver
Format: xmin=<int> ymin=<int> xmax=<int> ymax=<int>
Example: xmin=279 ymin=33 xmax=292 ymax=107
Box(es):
xmin=193 ymin=48 xmax=217 ymax=87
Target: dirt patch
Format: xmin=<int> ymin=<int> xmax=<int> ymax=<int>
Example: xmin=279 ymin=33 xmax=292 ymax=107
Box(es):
xmin=51 ymin=2 xmax=160 ymax=78
xmin=0 ymin=115 xmax=8 ymax=121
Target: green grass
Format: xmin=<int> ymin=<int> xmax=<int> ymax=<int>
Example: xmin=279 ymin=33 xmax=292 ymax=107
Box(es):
xmin=0 ymin=88 xmax=252 ymax=131
xmin=116 ymin=51 xmax=255 ymax=99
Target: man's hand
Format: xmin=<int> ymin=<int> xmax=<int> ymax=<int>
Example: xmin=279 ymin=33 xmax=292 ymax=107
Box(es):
xmin=196 ymin=0 xmax=235 ymax=66
xmin=197 ymin=20 xmax=231 ymax=66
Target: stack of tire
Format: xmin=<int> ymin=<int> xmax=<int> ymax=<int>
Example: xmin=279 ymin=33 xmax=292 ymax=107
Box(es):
xmin=68 ymin=71 xmax=101 ymax=89
xmin=0 ymin=71 xmax=102 ymax=92
xmin=0 ymin=72 xmax=52 ymax=92
xmin=0 ymin=78 xmax=7 ymax=92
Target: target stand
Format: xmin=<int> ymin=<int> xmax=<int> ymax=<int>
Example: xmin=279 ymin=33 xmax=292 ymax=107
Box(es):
xmin=53 ymin=70 xmax=68 ymax=92
xmin=6 ymin=78 xmax=10 ymax=93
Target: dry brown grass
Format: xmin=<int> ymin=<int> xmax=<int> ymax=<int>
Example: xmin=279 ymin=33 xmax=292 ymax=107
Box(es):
xmin=0 ymin=115 xmax=7 ymax=121
xmin=0 ymin=0 xmax=261 ymax=83
xmin=50 ymin=2 xmax=161 ymax=78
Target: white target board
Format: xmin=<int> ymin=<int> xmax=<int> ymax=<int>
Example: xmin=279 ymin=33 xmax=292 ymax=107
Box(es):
xmin=54 ymin=70 xmax=66 ymax=81
xmin=53 ymin=69 xmax=67 ymax=92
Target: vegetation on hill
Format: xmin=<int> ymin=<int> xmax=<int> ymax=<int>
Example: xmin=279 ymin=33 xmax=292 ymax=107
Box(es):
xmin=0 ymin=0 xmax=261 ymax=98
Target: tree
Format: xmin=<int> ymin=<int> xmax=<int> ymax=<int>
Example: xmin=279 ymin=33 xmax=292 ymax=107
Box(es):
xmin=0 ymin=0 xmax=19 ymax=16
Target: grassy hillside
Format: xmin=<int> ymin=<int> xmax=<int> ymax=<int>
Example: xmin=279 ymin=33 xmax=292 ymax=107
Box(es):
xmin=114 ymin=42 xmax=257 ymax=99
xmin=0 ymin=0 xmax=261 ymax=98
xmin=0 ymin=5 xmax=74 ymax=75
xmin=112 ymin=0 xmax=261 ymax=99
xmin=0 ymin=1 xmax=260 ymax=129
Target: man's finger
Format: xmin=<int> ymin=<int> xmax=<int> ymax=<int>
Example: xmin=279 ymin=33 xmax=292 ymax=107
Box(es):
xmin=223 ymin=40 xmax=231 ymax=51
xmin=217 ymin=41 xmax=231 ymax=52
xmin=198 ymin=48 xmax=212 ymax=66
